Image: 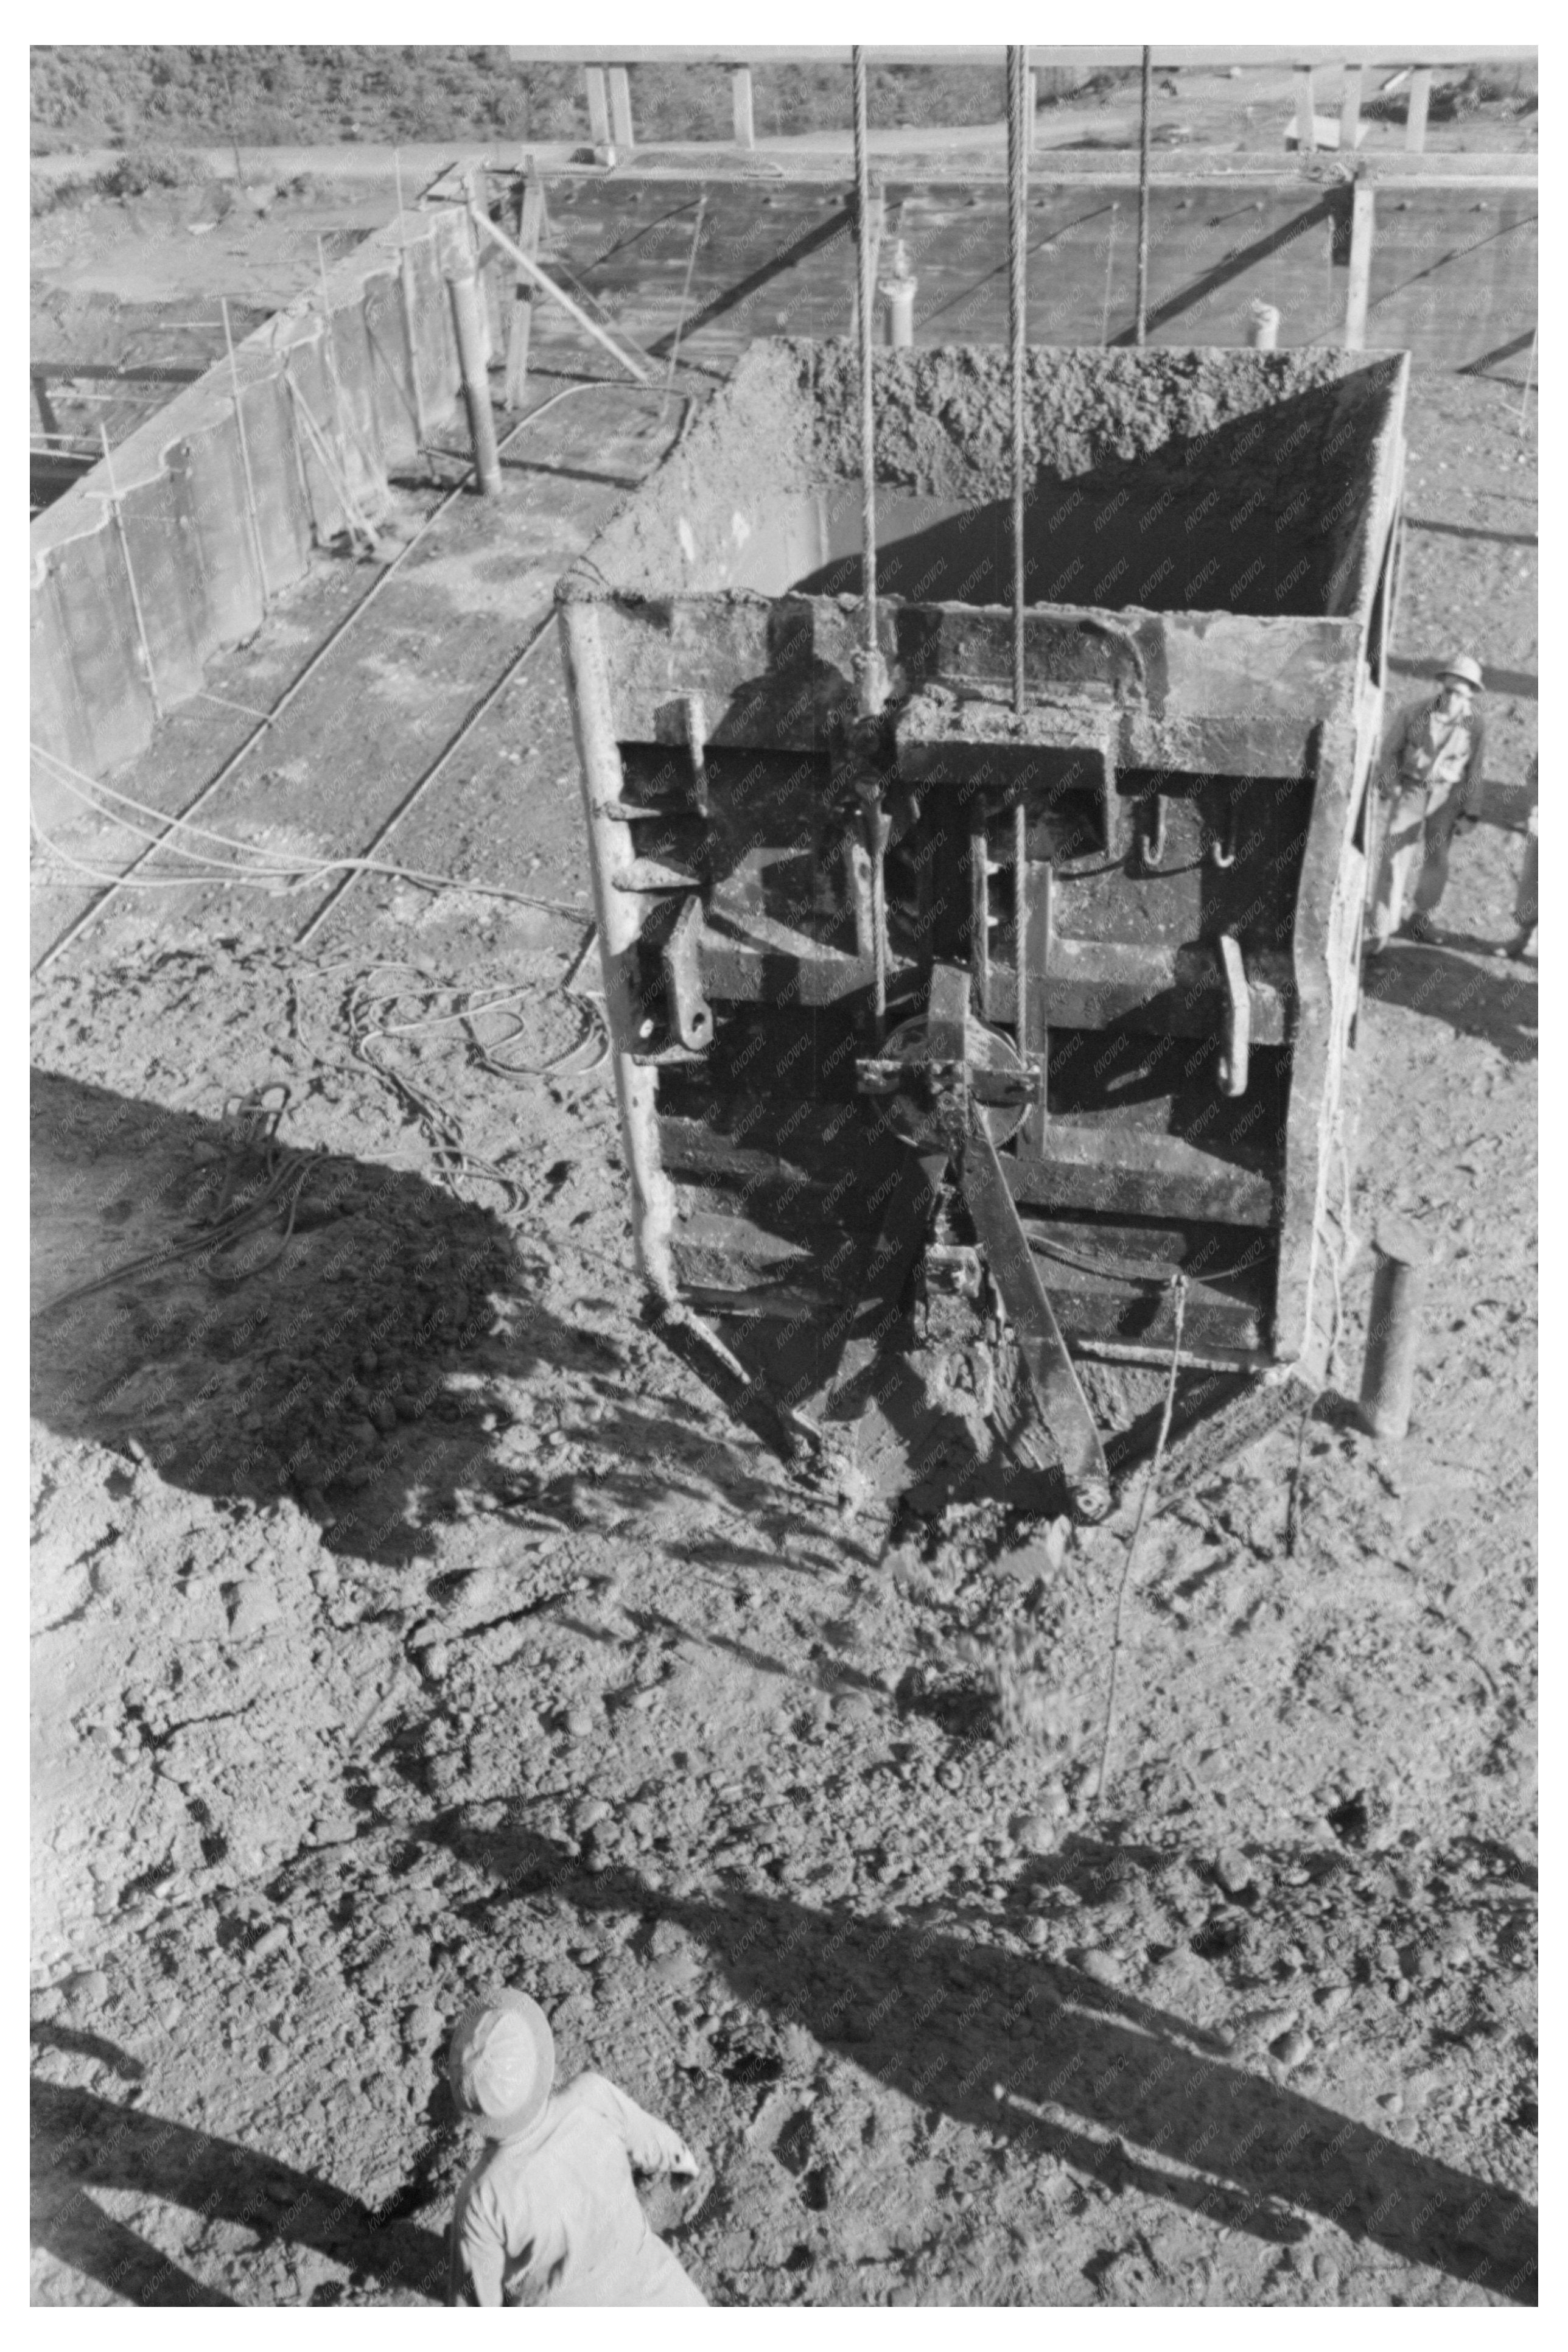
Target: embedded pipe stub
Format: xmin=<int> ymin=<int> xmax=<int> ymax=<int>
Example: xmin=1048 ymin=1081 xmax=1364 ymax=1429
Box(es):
xmin=881 ymin=276 xmax=917 ymax=349
xmin=1359 ymin=1215 xmax=1435 ymax=1441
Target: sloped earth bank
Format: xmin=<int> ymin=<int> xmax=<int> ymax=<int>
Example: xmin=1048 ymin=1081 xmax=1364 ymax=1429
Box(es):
xmin=30 ymin=373 xmax=1535 ymax=2307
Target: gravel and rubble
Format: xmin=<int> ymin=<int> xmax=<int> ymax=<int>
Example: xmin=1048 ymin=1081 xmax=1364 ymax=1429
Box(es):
xmin=30 ymin=368 xmax=1535 ymax=2308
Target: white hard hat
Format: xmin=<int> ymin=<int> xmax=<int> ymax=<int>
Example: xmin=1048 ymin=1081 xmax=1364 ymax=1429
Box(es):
xmin=1440 ymin=654 xmax=1483 ymax=691
xmin=447 ymin=1990 xmax=555 ymax=2139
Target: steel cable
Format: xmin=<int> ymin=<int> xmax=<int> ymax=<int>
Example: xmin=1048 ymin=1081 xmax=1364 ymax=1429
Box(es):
xmin=30 ymin=747 xmax=590 ymax=920
xmin=1136 ymin=45 xmax=1153 ymax=347
xmin=851 ymin=47 xmax=878 ymax=695
xmin=1007 ymin=44 xmax=1029 ymax=718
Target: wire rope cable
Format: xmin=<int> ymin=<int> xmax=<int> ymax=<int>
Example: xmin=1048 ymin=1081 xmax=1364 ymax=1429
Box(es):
xmin=1006 ymin=44 xmax=1029 ymax=718
xmin=850 ymin=47 xmax=878 ymax=695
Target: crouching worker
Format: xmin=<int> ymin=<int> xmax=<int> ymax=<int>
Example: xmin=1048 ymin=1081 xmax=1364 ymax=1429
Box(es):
xmin=446 ymin=1988 xmax=707 ymax=2307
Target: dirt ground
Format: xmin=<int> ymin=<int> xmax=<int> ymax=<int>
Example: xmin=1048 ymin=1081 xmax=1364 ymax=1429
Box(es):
xmin=30 ymin=293 xmax=1536 ymax=2311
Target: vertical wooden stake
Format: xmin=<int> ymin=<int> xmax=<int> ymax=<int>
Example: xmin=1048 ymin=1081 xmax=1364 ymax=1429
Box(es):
xmin=607 ymin=66 xmax=635 ymax=153
xmin=1344 ymin=183 xmax=1375 ymax=350
xmin=1295 ymin=65 xmax=1317 ymax=153
xmin=584 ymin=65 xmax=611 ymax=158
xmin=447 ymin=266 xmax=502 ymax=495
xmin=505 ymin=170 xmax=549 ymax=409
xmin=1339 ymin=61 xmax=1364 ymax=153
xmin=732 ymin=65 xmax=755 ymax=150
xmin=1405 ymin=67 xmax=1432 ymax=153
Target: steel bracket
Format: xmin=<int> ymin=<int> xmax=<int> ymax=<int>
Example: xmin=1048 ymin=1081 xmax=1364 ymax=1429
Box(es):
xmin=660 ymin=894 xmax=714 ymax=1054
xmin=1217 ymin=931 xmax=1251 ymax=1097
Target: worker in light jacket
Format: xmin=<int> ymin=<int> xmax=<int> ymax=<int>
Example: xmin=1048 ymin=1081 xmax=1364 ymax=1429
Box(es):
xmin=446 ymin=1989 xmax=707 ymax=2307
xmin=1367 ymin=654 xmax=1487 ymax=954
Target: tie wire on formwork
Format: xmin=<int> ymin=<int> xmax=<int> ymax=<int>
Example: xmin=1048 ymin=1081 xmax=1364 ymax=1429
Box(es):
xmin=29 ymin=740 xmax=588 ymax=920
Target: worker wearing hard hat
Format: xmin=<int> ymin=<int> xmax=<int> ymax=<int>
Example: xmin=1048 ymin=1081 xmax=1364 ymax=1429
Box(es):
xmin=446 ymin=1989 xmax=707 ymax=2307
xmin=1367 ymin=654 xmax=1487 ymax=955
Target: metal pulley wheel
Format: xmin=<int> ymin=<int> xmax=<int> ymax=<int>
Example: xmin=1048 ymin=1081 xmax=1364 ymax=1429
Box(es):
xmin=877 ymin=1009 xmax=1030 ymax=1149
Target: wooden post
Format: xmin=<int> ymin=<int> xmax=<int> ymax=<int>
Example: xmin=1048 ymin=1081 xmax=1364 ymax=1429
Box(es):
xmin=505 ymin=170 xmax=549 ymax=408
xmin=461 ymin=166 xmax=500 ymax=361
xmin=1345 ymin=183 xmax=1374 ymax=350
xmin=1405 ymin=66 xmax=1432 ymax=152
xmin=607 ymin=65 xmax=634 ymax=152
xmin=447 ymin=264 xmax=502 ymax=496
xmin=1295 ymin=65 xmax=1317 ymax=153
xmin=1026 ymin=67 xmax=1038 ymax=154
xmin=732 ymin=65 xmax=755 ymax=150
xmin=1339 ymin=61 xmax=1364 ymax=152
xmin=584 ymin=65 xmax=611 ymax=153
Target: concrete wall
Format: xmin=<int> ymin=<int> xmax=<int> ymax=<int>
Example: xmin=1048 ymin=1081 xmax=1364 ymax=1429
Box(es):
xmin=29 ymin=201 xmax=485 ymax=799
